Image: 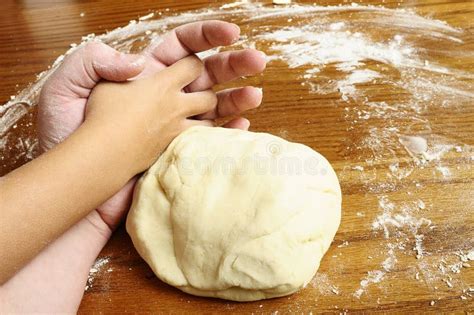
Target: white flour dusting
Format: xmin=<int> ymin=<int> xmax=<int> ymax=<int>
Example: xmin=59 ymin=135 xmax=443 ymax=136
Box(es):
xmin=354 ymin=270 xmax=385 ymax=298
xmin=258 ymin=27 xmax=416 ymax=69
xmin=85 ymin=256 xmax=111 ymax=291
xmin=382 ymin=247 xmax=397 ymax=271
xmin=0 ymin=1 xmax=472 ymax=308
xmin=372 ymin=195 xmax=433 ymax=240
xmin=0 ymin=104 xmax=27 ymax=138
xmin=310 ymin=273 xmax=340 ymax=296
xmin=398 ymin=135 xmax=428 ymax=157
xmin=337 ymin=70 xmax=381 ymax=101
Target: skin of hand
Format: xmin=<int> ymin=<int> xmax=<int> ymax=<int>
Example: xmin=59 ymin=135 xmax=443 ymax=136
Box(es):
xmin=1 ymin=55 xmax=217 ymax=284
xmin=1 ymin=20 xmax=266 ymax=313
xmin=86 ymin=55 xmax=218 ymax=171
xmin=38 ymin=20 xmax=266 ymax=231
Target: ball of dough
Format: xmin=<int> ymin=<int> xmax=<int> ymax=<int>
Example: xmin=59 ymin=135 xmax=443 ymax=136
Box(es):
xmin=126 ymin=126 xmax=341 ymax=301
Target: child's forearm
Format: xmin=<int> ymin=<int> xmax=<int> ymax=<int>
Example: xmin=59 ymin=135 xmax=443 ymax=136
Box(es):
xmin=0 ymin=55 xmax=212 ymax=283
xmin=0 ymin=120 xmax=137 ymax=283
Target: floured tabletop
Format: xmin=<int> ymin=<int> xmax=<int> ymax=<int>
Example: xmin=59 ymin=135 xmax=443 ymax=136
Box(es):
xmin=0 ymin=0 xmax=472 ymax=313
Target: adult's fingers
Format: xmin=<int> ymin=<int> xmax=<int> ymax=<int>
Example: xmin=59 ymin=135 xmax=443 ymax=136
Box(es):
xmin=83 ymin=42 xmax=146 ymax=82
xmin=196 ymin=86 xmax=262 ymax=120
xmin=186 ymin=49 xmax=266 ymax=92
xmin=146 ymin=20 xmax=240 ymax=66
xmin=47 ymin=42 xmax=145 ymax=97
xmin=222 ymin=117 xmax=251 ymax=130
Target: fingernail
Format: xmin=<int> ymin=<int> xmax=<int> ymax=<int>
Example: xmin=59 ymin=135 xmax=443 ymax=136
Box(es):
xmin=258 ymin=51 xmax=267 ymax=59
xmin=242 ymin=118 xmax=251 ymax=129
xmin=255 ymin=87 xmax=263 ymax=106
xmin=231 ymin=24 xmax=241 ymax=42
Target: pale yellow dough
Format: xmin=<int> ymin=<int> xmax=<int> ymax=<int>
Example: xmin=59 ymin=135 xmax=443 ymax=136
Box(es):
xmin=126 ymin=126 xmax=341 ymax=301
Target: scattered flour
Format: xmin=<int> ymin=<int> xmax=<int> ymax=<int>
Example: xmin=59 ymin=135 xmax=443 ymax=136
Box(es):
xmin=310 ymin=273 xmax=340 ymax=296
xmin=398 ymin=135 xmax=428 ymax=157
xmin=272 ymin=0 xmax=291 ymax=4
xmin=337 ymin=70 xmax=381 ymax=101
xmin=85 ymin=256 xmax=110 ymax=291
xmin=372 ymin=195 xmax=433 ymax=240
xmin=0 ymin=1 xmax=472 ymax=308
xmin=258 ymin=27 xmax=416 ymax=69
xmin=354 ymin=270 xmax=385 ymax=298
xmin=382 ymin=247 xmax=397 ymax=271
xmin=219 ymin=0 xmax=249 ymax=9
xmin=0 ymin=104 xmax=27 ymax=138
xmin=436 ymin=165 xmax=451 ymax=177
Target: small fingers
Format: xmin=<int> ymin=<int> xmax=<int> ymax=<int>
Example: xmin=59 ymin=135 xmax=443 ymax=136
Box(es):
xmin=185 ymin=118 xmax=215 ymax=129
xmin=181 ymin=90 xmax=218 ymax=117
xmin=196 ymin=86 xmax=263 ymax=120
xmin=162 ymin=55 xmax=204 ymax=88
xmin=184 ymin=117 xmax=250 ymax=132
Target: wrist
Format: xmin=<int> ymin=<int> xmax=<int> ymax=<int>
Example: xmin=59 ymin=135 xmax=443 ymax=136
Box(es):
xmin=0 ymin=213 xmax=112 ymax=314
xmin=82 ymin=116 xmax=169 ymax=174
xmin=84 ymin=210 xmax=114 ymax=241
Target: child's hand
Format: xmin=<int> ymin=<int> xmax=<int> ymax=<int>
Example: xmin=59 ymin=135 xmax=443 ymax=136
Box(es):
xmin=38 ymin=20 xmax=266 ymax=231
xmin=38 ymin=20 xmax=265 ymax=152
xmin=1 ymin=21 xmax=266 ymax=314
xmin=85 ymin=55 xmax=215 ymax=172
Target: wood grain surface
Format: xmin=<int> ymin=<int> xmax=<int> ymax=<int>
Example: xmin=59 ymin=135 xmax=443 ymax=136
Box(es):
xmin=1 ymin=0 xmax=473 ymax=313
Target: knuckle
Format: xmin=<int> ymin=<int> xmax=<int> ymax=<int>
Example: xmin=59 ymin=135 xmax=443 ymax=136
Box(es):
xmin=83 ymin=42 xmax=97 ymax=53
xmin=208 ymin=91 xmax=218 ymax=106
xmin=187 ymin=55 xmax=204 ymax=71
xmin=83 ymin=41 xmax=105 ymax=56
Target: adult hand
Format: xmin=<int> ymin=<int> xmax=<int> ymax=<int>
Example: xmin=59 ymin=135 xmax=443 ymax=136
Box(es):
xmin=1 ymin=20 xmax=266 ymax=315
xmin=37 ymin=20 xmax=266 ymax=233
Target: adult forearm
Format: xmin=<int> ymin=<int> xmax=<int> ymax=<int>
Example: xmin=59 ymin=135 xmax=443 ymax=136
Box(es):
xmin=0 ymin=211 xmax=112 ymax=313
xmin=0 ymin=121 xmax=136 ymax=283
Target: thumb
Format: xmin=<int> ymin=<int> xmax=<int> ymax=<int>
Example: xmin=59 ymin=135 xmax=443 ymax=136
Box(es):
xmin=86 ymin=42 xmax=146 ymax=82
xmin=37 ymin=42 xmax=146 ymax=151
xmin=49 ymin=41 xmax=146 ymax=97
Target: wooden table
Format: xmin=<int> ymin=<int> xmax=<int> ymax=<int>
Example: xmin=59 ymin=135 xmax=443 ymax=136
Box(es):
xmin=1 ymin=0 xmax=473 ymax=313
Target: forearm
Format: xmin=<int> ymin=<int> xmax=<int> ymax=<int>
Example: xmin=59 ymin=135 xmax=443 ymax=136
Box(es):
xmin=0 ymin=211 xmax=111 ymax=313
xmin=0 ymin=121 xmax=136 ymax=283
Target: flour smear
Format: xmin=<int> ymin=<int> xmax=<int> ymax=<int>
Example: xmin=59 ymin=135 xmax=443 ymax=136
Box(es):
xmin=0 ymin=1 xmax=472 ymax=305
